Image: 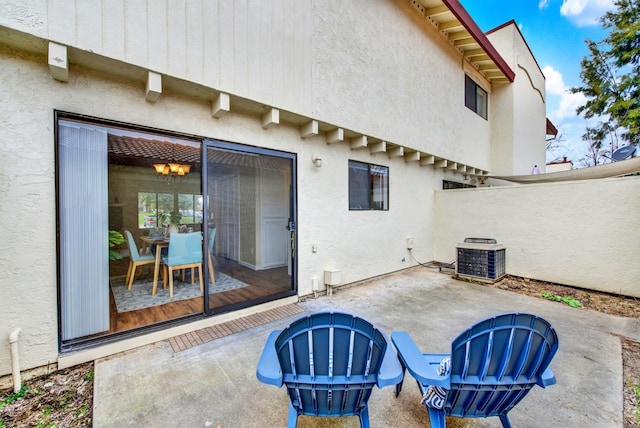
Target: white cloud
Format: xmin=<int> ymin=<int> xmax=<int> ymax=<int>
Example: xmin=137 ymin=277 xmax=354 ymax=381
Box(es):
xmin=543 ymin=65 xmax=566 ymax=95
xmin=543 ymin=65 xmax=587 ymax=120
xmin=556 ymin=91 xmax=587 ymax=120
xmin=560 ymin=0 xmax=614 ymax=27
xmin=538 ymin=0 xmax=551 ymax=9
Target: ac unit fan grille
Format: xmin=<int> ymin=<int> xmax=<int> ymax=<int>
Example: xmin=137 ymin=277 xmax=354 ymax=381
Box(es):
xmin=456 ymin=247 xmax=505 ymax=281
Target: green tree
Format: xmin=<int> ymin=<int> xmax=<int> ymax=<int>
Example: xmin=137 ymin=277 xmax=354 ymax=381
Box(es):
xmin=571 ymin=0 xmax=640 ymax=149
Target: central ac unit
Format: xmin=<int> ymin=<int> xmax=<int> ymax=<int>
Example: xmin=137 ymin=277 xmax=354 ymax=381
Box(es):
xmin=456 ymin=238 xmax=505 ymax=282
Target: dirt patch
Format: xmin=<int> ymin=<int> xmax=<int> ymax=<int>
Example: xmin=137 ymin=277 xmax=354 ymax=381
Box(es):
xmin=1 ymin=275 xmax=638 ymax=427
xmin=1 ymin=362 xmax=93 ymax=427
xmin=487 ymin=275 xmax=639 ymax=428
xmin=491 ymin=275 xmax=639 ymax=318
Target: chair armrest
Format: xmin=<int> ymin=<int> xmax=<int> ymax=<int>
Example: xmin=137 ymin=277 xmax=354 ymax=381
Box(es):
xmin=537 ymin=367 xmax=556 ymax=388
xmin=376 ymin=334 xmax=404 ymax=388
xmin=391 ymin=331 xmax=450 ymax=388
xmin=256 ymin=330 xmax=284 ymax=387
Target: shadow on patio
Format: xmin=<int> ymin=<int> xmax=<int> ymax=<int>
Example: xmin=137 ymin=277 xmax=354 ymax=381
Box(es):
xmin=93 ymin=267 xmax=640 ymax=427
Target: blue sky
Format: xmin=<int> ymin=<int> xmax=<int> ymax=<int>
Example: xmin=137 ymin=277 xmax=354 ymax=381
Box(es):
xmin=459 ymin=0 xmax=615 ymax=167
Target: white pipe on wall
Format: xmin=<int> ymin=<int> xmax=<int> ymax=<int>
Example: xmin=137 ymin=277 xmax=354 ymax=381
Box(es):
xmin=9 ymin=328 xmax=21 ymax=393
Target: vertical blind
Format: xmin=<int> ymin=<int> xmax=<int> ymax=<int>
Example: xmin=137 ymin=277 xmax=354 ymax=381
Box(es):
xmin=59 ymin=121 xmax=110 ymax=340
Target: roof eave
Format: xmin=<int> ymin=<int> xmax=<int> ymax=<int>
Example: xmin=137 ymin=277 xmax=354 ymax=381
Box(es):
xmin=441 ymin=0 xmax=516 ymax=82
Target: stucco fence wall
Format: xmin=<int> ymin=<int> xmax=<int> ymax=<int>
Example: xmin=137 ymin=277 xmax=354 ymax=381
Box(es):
xmin=433 ymin=176 xmax=640 ymax=298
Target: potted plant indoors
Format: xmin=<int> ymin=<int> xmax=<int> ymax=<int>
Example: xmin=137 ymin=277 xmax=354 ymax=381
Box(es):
xmin=157 ymin=211 xmax=182 ymax=236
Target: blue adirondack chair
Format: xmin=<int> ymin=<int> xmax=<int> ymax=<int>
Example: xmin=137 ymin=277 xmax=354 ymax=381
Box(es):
xmin=391 ymin=312 xmax=559 ymax=428
xmin=256 ymin=312 xmax=403 ymax=427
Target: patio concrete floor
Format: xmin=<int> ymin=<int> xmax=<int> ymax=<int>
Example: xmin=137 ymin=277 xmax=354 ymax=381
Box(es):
xmin=93 ymin=267 xmax=640 ymax=427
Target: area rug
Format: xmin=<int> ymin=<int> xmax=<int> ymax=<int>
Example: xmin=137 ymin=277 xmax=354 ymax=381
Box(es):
xmin=111 ymin=272 xmax=248 ymax=313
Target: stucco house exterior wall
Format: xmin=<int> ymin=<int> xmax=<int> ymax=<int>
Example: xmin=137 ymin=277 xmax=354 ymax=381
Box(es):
xmin=0 ymin=0 xmax=549 ymax=380
xmin=487 ymin=22 xmax=547 ymax=176
xmin=433 ymin=176 xmax=640 ymax=298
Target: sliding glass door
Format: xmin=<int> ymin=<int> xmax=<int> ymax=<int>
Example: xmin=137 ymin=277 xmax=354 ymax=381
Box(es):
xmin=203 ymin=140 xmax=297 ymax=315
xmin=57 ymin=113 xmax=296 ymax=348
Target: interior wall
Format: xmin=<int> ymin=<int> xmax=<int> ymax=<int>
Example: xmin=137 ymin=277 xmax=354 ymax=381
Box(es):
xmin=433 ymin=176 xmax=640 ymax=297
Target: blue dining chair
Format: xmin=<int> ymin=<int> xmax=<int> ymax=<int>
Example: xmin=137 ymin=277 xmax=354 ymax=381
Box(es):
xmin=161 ymin=232 xmax=203 ymax=298
xmin=124 ymin=230 xmax=155 ymax=289
xmin=257 ymin=312 xmax=403 ymax=427
xmin=391 ymin=312 xmax=559 ymax=428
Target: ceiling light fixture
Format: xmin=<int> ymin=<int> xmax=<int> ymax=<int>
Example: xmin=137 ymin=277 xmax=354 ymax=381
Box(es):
xmin=153 ymin=162 xmax=191 ymax=176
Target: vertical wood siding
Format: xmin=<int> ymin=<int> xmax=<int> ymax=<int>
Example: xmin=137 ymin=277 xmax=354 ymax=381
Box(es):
xmin=45 ymin=0 xmax=313 ymax=113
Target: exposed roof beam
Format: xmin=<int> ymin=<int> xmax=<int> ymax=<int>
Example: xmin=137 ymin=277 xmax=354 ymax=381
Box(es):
xmin=464 ymin=48 xmax=485 ymax=57
xmin=370 ymin=140 xmax=386 ymax=154
xmin=448 ymin=30 xmax=471 ymax=41
xmin=350 ymin=135 xmax=367 ymax=149
xmin=48 ymin=42 xmax=68 ymax=82
xmin=438 ymin=20 xmax=464 ymax=31
xmin=454 ymin=37 xmax=476 ymax=48
xmin=420 ymin=155 xmax=435 ymax=166
xmin=300 ymin=120 xmax=318 ymax=139
xmin=326 ymin=128 xmax=344 ymax=144
xmin=470 ymin=54 xmax=491 ymax=62
xmin=388 ymin=146 xmax=404 ymax=157
xmin=261 ymin=108 xmax=279 ymax=129
xmin=405 ymin=151 xmax=421 ymax=162
xmin=425 ymin=5 xmax=449 ymax=17
xmin=145 ymin=71 xmax=162 ymax=103
xmin=211 ymin=92 xmax=230 ymax=118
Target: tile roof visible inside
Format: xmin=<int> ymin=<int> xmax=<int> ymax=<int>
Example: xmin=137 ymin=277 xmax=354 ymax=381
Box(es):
xmin=108 ymin=134 xmax=290 ymax=171
xmin=108 ymin=134 xmax=200 ymax=165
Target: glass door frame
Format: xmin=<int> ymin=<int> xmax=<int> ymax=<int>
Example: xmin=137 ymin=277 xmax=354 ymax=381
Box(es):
xmin=201 ymin=139 xmax=298 ymax=316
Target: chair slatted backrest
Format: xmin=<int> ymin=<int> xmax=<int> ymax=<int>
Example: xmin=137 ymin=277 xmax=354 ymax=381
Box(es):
xmin=274 ymin=312 xmax=388 ymax=418
xmin=446 ymin=313 xmax=559 ymax=418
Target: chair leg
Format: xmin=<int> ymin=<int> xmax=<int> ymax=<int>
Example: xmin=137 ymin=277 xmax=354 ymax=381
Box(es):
xmin=359 ymin=405 xmax=370 ymax=428
xmin=129 ymin=264 xmax=138 ymax=289
xmin=162 ymin=265 xmax=167 ymax=289
xmin=198 ymin=264 xmax=203 ymax=292
xmin=126 ymin=261 xmax=133 ymax=289
xmin=427 ymin=407 xmax=446 ymax=428
xmin=287 ymin=401 xmax=298 ymax=428
xmin=499 ymin=414 xmax=512 ymax=428
xmin=394 ymin=363 xmax=407 ymax=397
xmin=168 ymin=267 xmax=174 ymax=297
xmin=208 ymin=254 xmax=216 ymax=284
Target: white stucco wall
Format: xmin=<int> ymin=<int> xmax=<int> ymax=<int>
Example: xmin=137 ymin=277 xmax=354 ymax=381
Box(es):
xmin=433 ymin=177 xmax=640 ymax=297
xmin=488 ymin=23 xmax=546 ymax=175
xmin=311 ymin=0 xmax=492 ymax=168
xmin=0 ymin=0 xmax=498 ymax=172
xmin=0 ymin=0 xmax=554 ymax=378
xmin=0 ymin=45 xmax=446 ymax=377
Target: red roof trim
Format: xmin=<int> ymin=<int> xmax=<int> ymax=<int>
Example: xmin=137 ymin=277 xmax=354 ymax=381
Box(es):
xmin=441 ymin=0 xmax=516 ymax=82
xmin=546 ymin=118 xmax=558 ymax=136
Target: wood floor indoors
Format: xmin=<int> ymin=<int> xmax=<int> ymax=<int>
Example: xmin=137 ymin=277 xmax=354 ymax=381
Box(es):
xmin=108 ymin=256 xmax=291 ymax=334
